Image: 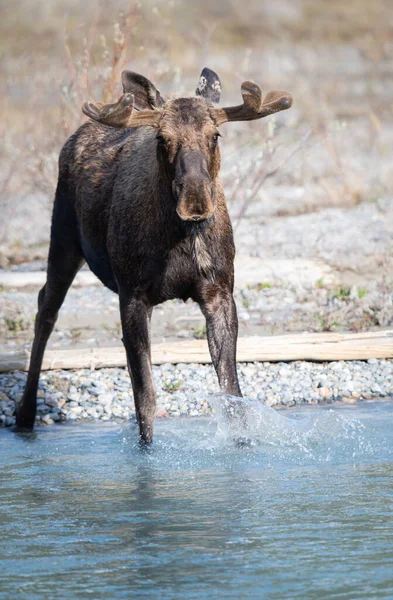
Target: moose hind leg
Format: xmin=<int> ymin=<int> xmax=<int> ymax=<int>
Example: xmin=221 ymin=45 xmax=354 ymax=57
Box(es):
xmin=16 ymin=246 xmax=84 ymax=428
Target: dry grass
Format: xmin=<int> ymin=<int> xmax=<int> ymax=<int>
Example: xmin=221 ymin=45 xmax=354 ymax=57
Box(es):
xmin=1 ymin=0 xmax=393 ymax=262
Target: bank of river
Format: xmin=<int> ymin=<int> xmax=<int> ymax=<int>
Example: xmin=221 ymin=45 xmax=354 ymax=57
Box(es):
xmin=0 ymin=358 xmax=391 ymax=426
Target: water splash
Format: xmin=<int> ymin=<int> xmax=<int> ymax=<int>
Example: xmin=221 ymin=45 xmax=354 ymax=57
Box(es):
xmin=211 ymin=394 xmax=375 ymax=462
xmin=118 ymin=396 xmax=382 ymax=469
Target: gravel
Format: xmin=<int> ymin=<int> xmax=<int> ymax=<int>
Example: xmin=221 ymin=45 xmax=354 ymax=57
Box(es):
xmin=235 ymin=198 xmax=393 ymax=274
xmin=1 ymin=359 xmax=392 ymax=427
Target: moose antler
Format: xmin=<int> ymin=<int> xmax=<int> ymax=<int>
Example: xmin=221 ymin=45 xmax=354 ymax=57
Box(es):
xmin=213 ymin=81 xmax=292 ymax=126
xmin=82 ymin=93 xmax=162 ymax=128
xmin=82 ymin=79 xmax=292 ymax=128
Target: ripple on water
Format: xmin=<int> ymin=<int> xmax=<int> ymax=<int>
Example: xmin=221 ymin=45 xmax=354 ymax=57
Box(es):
xmin=1 ymin=401 xmax=393 ymax=599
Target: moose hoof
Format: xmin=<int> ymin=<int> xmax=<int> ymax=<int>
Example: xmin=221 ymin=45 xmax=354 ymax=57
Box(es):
xmin=139 ymin=434 xmax=153 ymax=446
xmin=139 ymin=425 xmax=153 ymax=445
xmin=233 ymin=436 xmax=254 ymax=449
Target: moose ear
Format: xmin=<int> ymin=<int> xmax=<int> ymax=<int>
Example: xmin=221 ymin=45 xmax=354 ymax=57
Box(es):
xmin=121 ymin=71 xmax=165 ymax=110
xmin=195 ymin=67 xmax=222 ymax=104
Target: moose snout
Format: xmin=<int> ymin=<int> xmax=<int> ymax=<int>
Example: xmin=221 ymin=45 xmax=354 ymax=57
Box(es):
xmin=174 ymin=177 xmax=215 ymax=222
xmin=173 ymin=148 xmax=215 ymax=222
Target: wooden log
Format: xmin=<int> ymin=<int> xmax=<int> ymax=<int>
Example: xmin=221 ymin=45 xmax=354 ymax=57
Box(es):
xmin=0 ymin=330 xmax=392 ymax=372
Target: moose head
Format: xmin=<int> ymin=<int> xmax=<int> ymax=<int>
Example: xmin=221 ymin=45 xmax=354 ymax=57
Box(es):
xmin=82 ymin=68 xmax=292 ymax=223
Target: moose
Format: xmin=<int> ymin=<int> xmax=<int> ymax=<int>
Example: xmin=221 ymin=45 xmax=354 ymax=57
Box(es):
xmin=16 ymin=68 xmax=292 ymax=443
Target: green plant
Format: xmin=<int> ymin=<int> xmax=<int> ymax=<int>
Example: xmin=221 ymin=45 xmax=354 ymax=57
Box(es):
xmin=257 ymin=282 xmax=272 ymax=291
xmin=332 ymin=286 xmax=351 ymax=300
xmin=193 ymin=324 xmax=207 ymax=339
xmin=3 ymin=316 xmax=28 ymax=333
xmin=316 ymin=278 xmax=324 ymax=288
xmin=358 ymin=287 xmax=367 ymax=299
xmin=69 ymin=328 xmax=83 ymax=344
xmin=163 ymin=380 xmax=184 ymax=393
xmin=314 ymin=312 xmax=341 ymax=332
xmin=242 ymin=298 xmax=250 ymax=308
xmin=101 ymin=322 xmax=122 ymax=338
xmin=246 ymin=282 xmax=272 ymax=291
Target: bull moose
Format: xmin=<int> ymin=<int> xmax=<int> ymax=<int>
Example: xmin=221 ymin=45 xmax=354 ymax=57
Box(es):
xmin=16 ymin=68 xmax=292 ymax=442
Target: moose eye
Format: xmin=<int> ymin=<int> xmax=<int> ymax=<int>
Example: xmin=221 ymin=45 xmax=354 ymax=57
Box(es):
xmin=212 ymin=133 xmax=221 ymax=144
xmin=156 ymin=134 xmax=166 ymax=145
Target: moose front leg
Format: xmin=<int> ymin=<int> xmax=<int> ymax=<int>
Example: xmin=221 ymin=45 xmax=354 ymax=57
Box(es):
xmin=120 ymin=295 xmax=156 ymax=443
xmin=199 ymin=287 xmax=242 ymax=397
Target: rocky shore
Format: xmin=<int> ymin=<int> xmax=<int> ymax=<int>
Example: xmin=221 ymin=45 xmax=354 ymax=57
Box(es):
xmin=0 ymin=358 xmax=392 ymax=427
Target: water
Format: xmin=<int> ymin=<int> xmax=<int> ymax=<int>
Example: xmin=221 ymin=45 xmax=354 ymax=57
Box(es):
xmin=1 ymin=397 xmax=393 ymax=600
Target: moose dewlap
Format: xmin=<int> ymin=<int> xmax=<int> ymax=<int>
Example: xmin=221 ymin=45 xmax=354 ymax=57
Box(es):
xmin=17 ymin=67 xmax=292 ymax=443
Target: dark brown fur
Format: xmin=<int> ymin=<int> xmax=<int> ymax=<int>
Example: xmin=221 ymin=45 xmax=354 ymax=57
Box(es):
xmin=17 ymin=77 xmax=240 ymax=443
xmin=17 ymin=68 xmax=292 ymax=443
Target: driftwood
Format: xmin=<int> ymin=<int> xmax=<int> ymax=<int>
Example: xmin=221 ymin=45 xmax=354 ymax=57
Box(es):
xmin=1 ymin=330 xmax=392 ymax=372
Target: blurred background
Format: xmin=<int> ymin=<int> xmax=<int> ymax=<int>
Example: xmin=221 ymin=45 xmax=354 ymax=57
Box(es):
xmin=1 ymin=0 xmax=392 ymax=348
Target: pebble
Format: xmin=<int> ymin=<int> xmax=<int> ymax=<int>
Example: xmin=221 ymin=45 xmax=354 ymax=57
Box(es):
xmin=342 ymin=397 xmax=358 ymax=404
xmin=41 ymin=414 xmax=54 ymax=425
xmin=98 ymin=392 xmax=114 ymax=405
xmin=0 ymin=359 xmax=392 ymax=426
